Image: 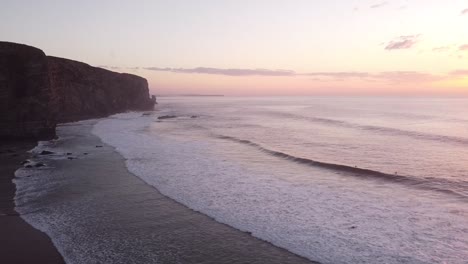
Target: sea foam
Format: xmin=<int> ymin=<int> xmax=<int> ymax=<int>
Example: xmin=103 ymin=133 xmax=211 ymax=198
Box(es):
xmin=92 ymin=112 xmax=468 ymax=264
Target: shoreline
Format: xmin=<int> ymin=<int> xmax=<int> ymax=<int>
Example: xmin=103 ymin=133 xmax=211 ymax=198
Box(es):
xmin=13 ymin=120 xmax=318 ymax=264
xmin=0 ymin=140 xmax=64 ymax=264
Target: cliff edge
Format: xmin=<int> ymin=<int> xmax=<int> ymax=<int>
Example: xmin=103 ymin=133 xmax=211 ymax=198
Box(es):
xmin=0 ymin=42 xmax=155 ymax=139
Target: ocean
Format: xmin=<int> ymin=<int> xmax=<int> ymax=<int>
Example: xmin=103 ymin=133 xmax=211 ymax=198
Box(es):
xmin=15 ymin=97 xmax=468 ymax=263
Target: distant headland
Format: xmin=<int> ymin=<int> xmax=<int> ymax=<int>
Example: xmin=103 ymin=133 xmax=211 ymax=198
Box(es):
xmin=0 ymin=41 xmax=155 ymax=140
xmin=158 ymin=94 xmax=224 ymax=97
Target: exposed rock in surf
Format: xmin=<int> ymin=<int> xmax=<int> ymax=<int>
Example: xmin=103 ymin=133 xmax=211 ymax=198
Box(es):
xmin=34 ymin=162 xmax=45 ymax=167
xmin=158 ymin=115 xmax=177 ymax=120
xmin=40 ymin=150 xmax=54 ymax=155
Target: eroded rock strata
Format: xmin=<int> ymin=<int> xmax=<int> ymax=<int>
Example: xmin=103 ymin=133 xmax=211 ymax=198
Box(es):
xmin=0 ymin=42 xmax=154 ymax=139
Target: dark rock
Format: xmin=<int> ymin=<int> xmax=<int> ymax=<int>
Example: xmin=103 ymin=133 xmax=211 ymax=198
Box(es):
xmin=25 ymin=165 xmax=33 ymax=168
xmin=66 ymin=152 xmax=72 ymax=155
xmin=83 ymin=152 xmax=88 ymax=155
xmin=158 ymin=115 xmax=177 ymax=120
xmin=40 ymin=150 xmax=54 ymax=155
xmin=67 ymin=157 xmax=74 ymax=160
xmin=349 ymin=226 xmax=357 ymax=229
xmin=0 ymin=41 xmax=155 ymax=140
xmin=190 ymin=115 xmax=198 ymax=118
xmin=20 ymin=160 xmax=30 ymax=165
xmin=0 ymin=42 xmax=56 ymax=140
xmin=34 ymin=162 xmax=45 ymax=167
xmin=95 ymin=145 xmax=103 ymax=148
xmin=48 ymin=56 xmax=155 ymax=123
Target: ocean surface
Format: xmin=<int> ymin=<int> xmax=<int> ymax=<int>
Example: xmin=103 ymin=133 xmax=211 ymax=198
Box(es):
xmin=15 ymin=97 xmax=468 ymax=263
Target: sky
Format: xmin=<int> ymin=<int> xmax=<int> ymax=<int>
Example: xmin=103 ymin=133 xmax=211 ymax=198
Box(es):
xmin=1 ymin=0 xmax=468 ymax=96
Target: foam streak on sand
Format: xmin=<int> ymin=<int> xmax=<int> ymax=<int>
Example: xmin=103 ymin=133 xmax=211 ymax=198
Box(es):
xmin=93 ymin=112 xmax=468 ymax=264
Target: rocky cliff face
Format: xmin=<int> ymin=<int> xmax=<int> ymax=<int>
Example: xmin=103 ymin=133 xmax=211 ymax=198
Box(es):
xmin=0 ymin=42 xmax=155 ymax=140
xmin=48 ymin=56 xmax=154 ymax=122
xmin=0 ymin=42 xmax=56 ymax=139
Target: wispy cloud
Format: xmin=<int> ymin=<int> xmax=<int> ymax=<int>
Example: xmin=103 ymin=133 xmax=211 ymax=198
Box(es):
xmin=385 ymin=35 xmax=419 ymax=50
xmin=145 ymin=67 xmax=368 ymax=78
xmin=143 ymin=67 xmax=296 ymax=76
xmin=370 ymin=1 xmax=388 ymax=8
xmin=305 ymin=71 xmax=440 ymax=83
xmin=374 ymin=71 xmax=443 ymax=83
xmin=97 ymin=65 xmax=121 ymax=70
xmin=432 ymin=46 xmax=450 ymax=52
xmin=302 ymin=72 xmax=370 ymax=79
xmin=459 ymin=44 xmax=468 ymax=51
xmin=143 ymin=66 xmax=444 ymax=83
xmin=461 ymin=9 xmax=468 ymax=15
xmin=451 ymin=70 xmax=468 ymax=76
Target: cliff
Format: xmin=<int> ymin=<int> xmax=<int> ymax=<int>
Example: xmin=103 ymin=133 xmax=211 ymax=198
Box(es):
xmin=0 ymin=42 xmax=155 ymax=140
xmin=48 ymin=56 xmax=154 ymax=122
xmin=0 ymin=42 xmax=56 ymax=139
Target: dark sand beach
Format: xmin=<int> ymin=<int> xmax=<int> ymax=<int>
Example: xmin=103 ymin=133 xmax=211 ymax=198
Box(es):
xmin=0 ymin=141 xmax=65 ymax=264
xmin=10 ymin=121 xmax=318 ymax=264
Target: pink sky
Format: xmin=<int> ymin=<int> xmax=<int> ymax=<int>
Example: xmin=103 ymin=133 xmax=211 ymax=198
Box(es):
xmin=2 ymin=0 xmax=468 ymax=96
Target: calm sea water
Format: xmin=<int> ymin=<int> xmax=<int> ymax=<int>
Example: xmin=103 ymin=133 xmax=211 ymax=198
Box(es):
xmin=154 ymin=96 xmax=468 ymax=198
xmin=16 ymin=97 xmax=468 ymax=263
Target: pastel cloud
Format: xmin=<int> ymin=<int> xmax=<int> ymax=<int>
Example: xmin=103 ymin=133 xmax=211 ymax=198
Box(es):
xmin=459 ymin=44 xmax=468 ymax=51
xmin=98 ymin=65 xmax=121 ymax=70
xmin=143 ymin=67 xmax=296 ymax=76
xmin=450 ymin=70 xmax=468 ymax=76
xmin=145 ymin=67 xmax=369 ymax=79
xmin=305 ymin=71 xmax=441 ymax=83
xmin=385 ymin=35 xmax=419 ymax=50
xmin=462 ymin=9 xmax=468 ymax=15
xmin=374 ymin=71 xmax=443 ymax=83
xmin=370 ymin=2 xmax=388 ymax=8
xmin=432 ymin=46 xmax=450 ymax=52
xmin=302 ymin=72 xmax=371 ymax=78
xmin=144 ymin=66 xmax=443 ymax=83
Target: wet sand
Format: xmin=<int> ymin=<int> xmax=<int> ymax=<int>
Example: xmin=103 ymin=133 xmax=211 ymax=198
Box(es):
xmin=13 ymin=120 xmax=318 ymax=263
xmin=0 ymin=141 xmax=65 ymax=264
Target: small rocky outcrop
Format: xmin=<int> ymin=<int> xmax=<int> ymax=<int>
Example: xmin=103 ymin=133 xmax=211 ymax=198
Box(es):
xmin=157 ymin=115 xmax=177 ymax=120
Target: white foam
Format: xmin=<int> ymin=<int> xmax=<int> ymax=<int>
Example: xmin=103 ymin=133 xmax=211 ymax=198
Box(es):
xmin=93 ymin=112 xmax=468 ymax=264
